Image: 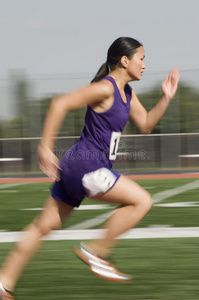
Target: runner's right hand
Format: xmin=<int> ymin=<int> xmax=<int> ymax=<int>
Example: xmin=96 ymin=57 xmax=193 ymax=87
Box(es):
xmin=38 ymin=144 xmax=61 ymax=181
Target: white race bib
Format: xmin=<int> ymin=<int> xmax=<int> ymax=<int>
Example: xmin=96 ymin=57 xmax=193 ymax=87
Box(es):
xmin=109 ymin=131 xmax=121 ymax=160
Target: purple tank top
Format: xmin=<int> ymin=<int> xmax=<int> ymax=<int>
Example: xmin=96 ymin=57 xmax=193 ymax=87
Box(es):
xmin=61 ymin=76 xmax=132 ymax=176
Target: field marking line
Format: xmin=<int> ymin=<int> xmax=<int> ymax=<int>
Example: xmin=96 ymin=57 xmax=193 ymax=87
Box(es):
xmin=152 ymin=179 xmax=199 ymax=204
xmin=20 ymin=201 xmax=199 ymax=211
xmin=0 ymin=190 xmax=19 ymax=193
xmin=21 ymin=204 xmax=112 ymax=211
xmin=0 ymin=183 xmax=28 ymax=189
xmin=67 ymin=212 xmax=113 ymax=230
xmin=1 ymin=227 xmax=199 ymax=243
xmin=155 ymin=201 xmax=199 ymax=207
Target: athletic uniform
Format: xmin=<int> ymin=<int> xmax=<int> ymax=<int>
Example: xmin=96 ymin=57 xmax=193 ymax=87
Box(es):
xmin=51 ymin=76 xmax=132 ymax=207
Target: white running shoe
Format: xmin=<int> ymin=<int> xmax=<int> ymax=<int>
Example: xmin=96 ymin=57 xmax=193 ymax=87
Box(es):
xmin=0 ymin=281 xmax=15 ymax=300
xmin=74 ymin=242 xmax=132 ymax=282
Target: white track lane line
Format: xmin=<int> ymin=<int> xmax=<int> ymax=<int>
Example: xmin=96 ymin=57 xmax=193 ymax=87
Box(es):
xmin=1 ymin=227 xmax=199 ymax=243
xmin=21 ymin=204 xmax=112 ymax=211
xmin=152 ymin=179 xmax=199 ymax=204
xmin=0 ymin=183 xmax=28 ymax=189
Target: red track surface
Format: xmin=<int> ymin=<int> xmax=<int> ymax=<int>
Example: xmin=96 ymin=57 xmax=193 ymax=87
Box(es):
xmin=1 ymin=173 xmax=199 ymax=184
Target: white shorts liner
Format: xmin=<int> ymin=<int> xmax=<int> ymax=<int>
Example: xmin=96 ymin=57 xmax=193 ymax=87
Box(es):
xmin=82 ymin=168 xmax=117 ymax=197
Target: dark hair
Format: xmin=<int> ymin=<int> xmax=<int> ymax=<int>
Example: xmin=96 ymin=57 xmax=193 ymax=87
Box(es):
xmin=91 ymin=37 xmax=143 ymax=83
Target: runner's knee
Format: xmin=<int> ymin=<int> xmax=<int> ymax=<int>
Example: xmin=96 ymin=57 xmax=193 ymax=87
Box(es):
xmin=34 ymin=218 xmax=61 ymax=237
xmin=146 ymin=191 xmax=152 ymax=211
xmin=132 ymin=190 xmax=152 ymax=214
xmin=141 ymin=190 xmax=152 ymax=213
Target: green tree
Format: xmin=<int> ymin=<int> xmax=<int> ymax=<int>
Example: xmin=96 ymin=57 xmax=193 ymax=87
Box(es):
xmin=1 ymin=81 xmax=199 ymax=138
xmin=123 ymin=82 xmax=199 ymax=134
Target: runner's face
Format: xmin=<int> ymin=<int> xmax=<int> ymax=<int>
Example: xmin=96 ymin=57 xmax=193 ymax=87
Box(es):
xmin=126 ymin=46 xmax=146 ymax=81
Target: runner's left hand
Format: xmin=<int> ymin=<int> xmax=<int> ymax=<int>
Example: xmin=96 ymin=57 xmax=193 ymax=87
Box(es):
xmin=161 ymin=68 xmax=179 ymax=101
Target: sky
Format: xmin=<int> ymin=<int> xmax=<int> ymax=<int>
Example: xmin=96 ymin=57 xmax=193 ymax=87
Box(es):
xmin=0 ymin=0 xmax=199 ymax=118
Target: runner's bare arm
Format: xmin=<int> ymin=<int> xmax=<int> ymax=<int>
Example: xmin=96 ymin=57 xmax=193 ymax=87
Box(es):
xmin=129 ymin=68 xmax=179 ymax=134
xmin=40 ymin=80 xmax=113 ymax=149
xmin=38 ymin=80 xmax=113 ymax=180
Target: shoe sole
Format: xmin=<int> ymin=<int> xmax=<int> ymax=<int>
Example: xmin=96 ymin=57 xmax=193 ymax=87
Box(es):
xmin=73 ymin=246 xmax=91 ymax=266
xmin=73 ymin=246 xmax=132 ymax=283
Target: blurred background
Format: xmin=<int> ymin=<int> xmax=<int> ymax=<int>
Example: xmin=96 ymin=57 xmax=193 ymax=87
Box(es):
xmin=0 ymin=0 xmax=199 ymax=177
xmin=1 ymin=2 xmax=199 ymax=299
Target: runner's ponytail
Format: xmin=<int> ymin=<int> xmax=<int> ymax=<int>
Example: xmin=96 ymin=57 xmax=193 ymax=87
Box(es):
xmin=91 ymin=62 xmax=109 ymax=83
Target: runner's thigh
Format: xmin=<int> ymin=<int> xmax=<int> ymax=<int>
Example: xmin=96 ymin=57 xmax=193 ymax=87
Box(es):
xmin=93 ymin=175 xmax=151 ymax=206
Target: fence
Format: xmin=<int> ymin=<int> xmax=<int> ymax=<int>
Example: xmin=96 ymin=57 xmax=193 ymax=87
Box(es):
xmin=1 ymin=70 xmax=199 ymax=177
xmin=0 ymin=133 xmax=199 ymax=177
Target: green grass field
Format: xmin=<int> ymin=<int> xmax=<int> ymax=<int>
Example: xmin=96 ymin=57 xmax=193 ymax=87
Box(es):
xmin=0 ymin=178 xmax=199 ymax=299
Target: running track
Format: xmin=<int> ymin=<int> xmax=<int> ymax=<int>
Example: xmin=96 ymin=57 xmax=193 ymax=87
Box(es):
xmin=1 ymin=173 xmax=199 ymax=184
